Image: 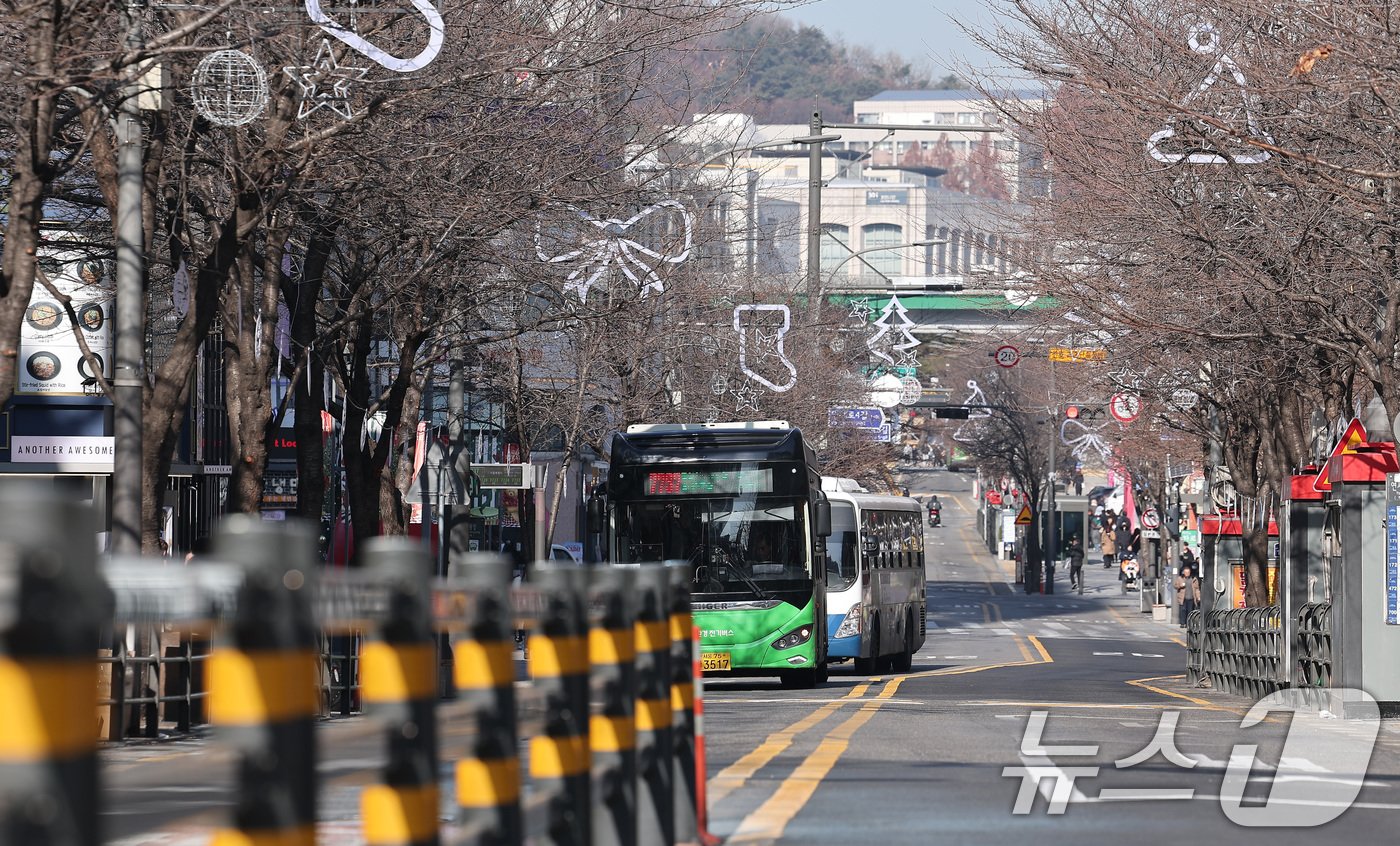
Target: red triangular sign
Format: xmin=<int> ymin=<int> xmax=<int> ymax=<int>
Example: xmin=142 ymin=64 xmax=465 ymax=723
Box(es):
xmin=1313 ymin=418 xmax=1368 ymax=492
xmin=1015 ymin=504 xmax=1033 ymax=525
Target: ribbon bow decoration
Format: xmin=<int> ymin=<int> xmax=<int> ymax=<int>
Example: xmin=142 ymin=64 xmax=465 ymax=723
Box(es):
xmin=1060 ymin=418 xmax=1115 ymax=463
xmin=536 ymin=200 xmax=694 ymax=303
xmin=304 ymin=0 xmax=444 ymax=73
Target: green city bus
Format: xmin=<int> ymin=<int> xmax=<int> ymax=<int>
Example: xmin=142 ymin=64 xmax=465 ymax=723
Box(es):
xmin=603 ymin=421 xmax=832 ymax=687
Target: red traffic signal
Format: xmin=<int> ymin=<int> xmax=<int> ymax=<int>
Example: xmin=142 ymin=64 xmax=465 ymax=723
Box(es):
xmin=1064 ymin=405 xmax=1080 ymax=419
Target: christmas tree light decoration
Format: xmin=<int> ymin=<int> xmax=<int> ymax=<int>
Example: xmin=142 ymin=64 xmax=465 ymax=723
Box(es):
xmin=866 ymin=294 xmax=920 ymax=364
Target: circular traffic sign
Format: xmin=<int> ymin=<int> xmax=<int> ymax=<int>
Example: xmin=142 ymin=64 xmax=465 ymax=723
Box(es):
xmin=994 ymin=345 xmax=1020 ymax=368
xmin=1141 ymin=508 xmax=1160 ymax=529
xmin=1109 ymin=392 xmax=1142 ymax=423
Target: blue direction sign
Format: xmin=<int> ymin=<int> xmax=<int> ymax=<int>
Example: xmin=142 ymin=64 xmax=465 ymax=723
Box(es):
xmin=829 ymin=407 xmax=885 ymax=431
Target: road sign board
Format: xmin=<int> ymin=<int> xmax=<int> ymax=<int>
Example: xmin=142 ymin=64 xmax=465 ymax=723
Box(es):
xmin=1109 ymin=392 xmax=1142 ymax=423
xmin=1015 ymin=504 xmax=1033 ymax=525
xmin=994 ymin=345 xmax=1020 ymax=368
xmin=829 ymin=407 xmax=885 ymax=430
xmin=1142 ymin=528 xmax=1161 ymax=540
xmin=1141 ymin=507 xmax=1160 ymax=529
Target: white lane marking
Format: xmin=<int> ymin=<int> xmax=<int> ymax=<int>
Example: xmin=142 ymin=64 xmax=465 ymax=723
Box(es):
xmin=1093 ymin=651 xmax=1124 ymax=656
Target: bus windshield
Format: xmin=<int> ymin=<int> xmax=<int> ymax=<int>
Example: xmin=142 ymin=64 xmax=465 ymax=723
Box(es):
xmin=825 ymin=503 xmax=858 ymax=591
xmin=615 ymin=497 xmax=810 ymax=594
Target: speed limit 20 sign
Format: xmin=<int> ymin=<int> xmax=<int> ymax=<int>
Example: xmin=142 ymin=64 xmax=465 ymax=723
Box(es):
xmin=994 ymin=345 xmax=1020 ymax=368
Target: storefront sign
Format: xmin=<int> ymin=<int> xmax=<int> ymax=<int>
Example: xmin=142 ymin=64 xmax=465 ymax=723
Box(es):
xmin=11 ymin=435 xmax=115 ymax=470
xmin=472 ymin=463 xmax=533 ymax=489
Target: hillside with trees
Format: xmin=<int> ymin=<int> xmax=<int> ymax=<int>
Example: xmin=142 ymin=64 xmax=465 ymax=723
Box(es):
xmin=678 ymin=15 xmax=964 ymax=123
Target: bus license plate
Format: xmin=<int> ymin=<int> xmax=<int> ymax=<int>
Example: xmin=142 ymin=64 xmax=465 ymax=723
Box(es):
xmin=701 ymin=652 xmax=731 ymax=671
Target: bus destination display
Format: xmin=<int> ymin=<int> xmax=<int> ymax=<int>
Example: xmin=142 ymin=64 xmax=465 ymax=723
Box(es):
xmin=645 ymin=469 xmax=773 ymax=496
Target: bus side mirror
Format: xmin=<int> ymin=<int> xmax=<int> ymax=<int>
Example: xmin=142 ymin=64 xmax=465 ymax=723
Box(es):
xmin=813 ymin=499 xmax=831 ymax=538
xmin=586 ymin=496 xmax=604 ymax=534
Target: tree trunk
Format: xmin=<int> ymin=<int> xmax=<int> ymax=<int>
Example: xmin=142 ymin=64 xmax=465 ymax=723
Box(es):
xmin=288 ymin=231 xmax=333 ymax=528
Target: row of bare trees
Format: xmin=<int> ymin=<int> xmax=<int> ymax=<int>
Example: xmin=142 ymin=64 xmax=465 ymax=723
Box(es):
xmin=2 ymin=0 xmax=906 ymax=556
xmin=947 ymin=0 xmax=1400 ymax=603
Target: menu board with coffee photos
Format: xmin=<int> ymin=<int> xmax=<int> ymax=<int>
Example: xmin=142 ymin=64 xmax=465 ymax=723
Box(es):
xmin=18 ymin=255 xmax=114 ymax=396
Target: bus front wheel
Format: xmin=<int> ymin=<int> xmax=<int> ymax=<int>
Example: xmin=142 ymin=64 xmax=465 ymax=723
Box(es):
xmin=780 ymin=664 xmax=826 ymax=689
xmin=855 ymin=620 xmax=880 ymax=675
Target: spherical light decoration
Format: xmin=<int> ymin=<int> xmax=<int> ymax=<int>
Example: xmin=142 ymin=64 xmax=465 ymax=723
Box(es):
xmin=191 ymin=49 xmax=269 ymax=127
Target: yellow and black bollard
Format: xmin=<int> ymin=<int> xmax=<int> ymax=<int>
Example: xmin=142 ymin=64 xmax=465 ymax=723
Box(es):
xmin=633 ymin=565 xmax=674 ymax=846
xmin=589 ymin=566 xmax=637 ymax=846
xmin=207 ymin=516 xmax=321 ymax=846
xmin=451 ymin=554 xmax=523 ymax=846
xmin=0 ymin=489 xmax=105 ymax=846
xmin=666 ymin=563 xmax=697 ymax=846
xmin=360 ymin=538 xmax=440 ymax=846
xmin=529 ymin=563 xmax=591 ymax=846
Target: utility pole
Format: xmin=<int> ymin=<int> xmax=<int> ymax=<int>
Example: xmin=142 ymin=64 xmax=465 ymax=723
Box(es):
xmin=112 ymin=0 xmax=146 ymax=555
xmin=806 ymin=111 xmax=824 ymax=299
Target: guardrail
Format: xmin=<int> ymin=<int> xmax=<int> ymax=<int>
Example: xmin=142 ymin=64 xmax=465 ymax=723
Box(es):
xmin=1295 ymin=602 xmax=1333 ymax=689
xmin=0 ymin=488 xmax=714 ymax=846
xmin=1185 ymin=609 xmax=1203 ymax=686
xmin=1198 ymin=606 xmax=1284 ymax=699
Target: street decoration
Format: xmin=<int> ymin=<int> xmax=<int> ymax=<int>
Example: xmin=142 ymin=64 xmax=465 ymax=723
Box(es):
xmin=733 ymin=304 xmax=797 ymax=393
xmin=899 ymin=376 xmax=923 ymax=406
xmin=535 ymin=200 xmax=693 ymax=302
xmin=190 ymin=49 xmax=269 ymax=127
xmin=283 ymin=38 xmax=369 ymax=120
xmin=731 ymin=380 xmax=760 ymax=413
xmin=866 ymin=294 xmax=920 ymax=364
xmin=1060 ymin=417 xmax=1115 ymax=463
xmin=304 ymin=0 xmax=445 ymax=73
xmin=710 ymin=374 xmax=729 ymax=396
xmin=952 ymin=379 xmax=992 ymax=443
xmin=1146 ymin=23 xmax=1273 ymax=165
xmin=847 ymin=297 xmax=873 ymax=324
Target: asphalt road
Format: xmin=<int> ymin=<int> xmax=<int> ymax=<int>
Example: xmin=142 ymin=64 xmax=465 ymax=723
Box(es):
xmin=701 ymin=469 xmax=1400 ymax=845
xmin=97 ymin=469 xmax=1400 ymax=845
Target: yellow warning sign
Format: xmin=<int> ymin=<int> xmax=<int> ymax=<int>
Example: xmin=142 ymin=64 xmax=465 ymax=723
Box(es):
xmin=1015 ymin=504 xmax=1033 ymax=525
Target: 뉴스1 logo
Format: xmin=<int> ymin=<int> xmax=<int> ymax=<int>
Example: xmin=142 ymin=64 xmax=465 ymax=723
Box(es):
xmin=1003 ymin=688 xmax=1381 ymax=826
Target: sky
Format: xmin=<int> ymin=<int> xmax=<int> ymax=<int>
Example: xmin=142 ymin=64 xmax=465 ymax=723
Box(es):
xmin=777 ymin=0 xmax=1009 ymax=79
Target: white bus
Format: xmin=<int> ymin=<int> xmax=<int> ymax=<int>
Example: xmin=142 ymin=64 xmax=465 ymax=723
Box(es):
xmin=822 ymin=478 xmax=926 ymax=673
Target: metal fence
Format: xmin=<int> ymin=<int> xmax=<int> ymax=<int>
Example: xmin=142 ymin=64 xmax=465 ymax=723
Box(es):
xmin=1 ymin=493 xmax=716 ymax=846
xmin=1196 ymin=606 xmax=1285 ymax=699
xmin=1295 ymin=602 xmax=1333 ymax=689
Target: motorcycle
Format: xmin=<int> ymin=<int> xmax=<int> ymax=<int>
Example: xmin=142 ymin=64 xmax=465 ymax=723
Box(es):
xmin=928 ymin=507 xmax=941 ymax=527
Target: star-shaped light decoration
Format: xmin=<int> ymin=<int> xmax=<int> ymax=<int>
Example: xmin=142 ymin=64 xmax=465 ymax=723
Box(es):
xmin=897 ymin=348 xmax=921 ymax=369
xmin=732 ymin=380 xmax=760 ymax=413
xmin=848 ymin=297 xmax=873 ymax=324
xmin=283 ymin=38 xmax=369 ymax=121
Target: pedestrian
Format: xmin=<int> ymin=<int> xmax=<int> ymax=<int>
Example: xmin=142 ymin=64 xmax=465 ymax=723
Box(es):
xmin=1073 ymin=469 xmax=1084 ymax=496
xmin=1066 ymin=535 xmax=1085 ymax=592
xmin=1174 ymin=564 xmax=1202 ymax=626
xmin=1099 ymin=522 xmax=1118 ymax=569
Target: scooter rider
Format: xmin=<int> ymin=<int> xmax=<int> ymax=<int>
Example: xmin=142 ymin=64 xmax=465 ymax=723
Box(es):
xmin=927 ymin=495 xmax=942 ymax=527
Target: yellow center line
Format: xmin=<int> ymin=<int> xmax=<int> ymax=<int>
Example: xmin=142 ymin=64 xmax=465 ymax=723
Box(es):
xmin=1027 ymin=635 xmax=1053 ymax=664
xmin=727 ymin=677 xmax=902 ymax=844
xmin=708 ymin=682 xmax=869 ymax=804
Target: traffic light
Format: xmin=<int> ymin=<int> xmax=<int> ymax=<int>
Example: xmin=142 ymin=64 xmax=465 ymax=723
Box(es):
xmin=933 ymin=407 xmax=970 ymax=419
xmin=1064 ymin=404 xmax=1080 ymax=419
